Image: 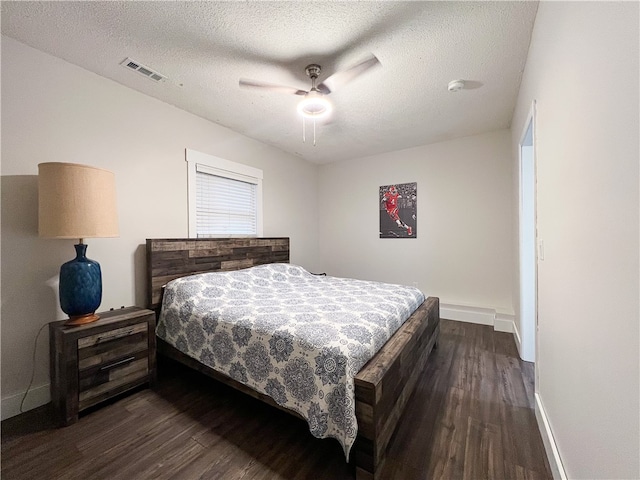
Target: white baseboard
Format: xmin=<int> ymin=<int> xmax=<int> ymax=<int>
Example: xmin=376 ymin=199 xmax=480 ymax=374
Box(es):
xmin=494 ymin=313 xmax=515 ymax=333
xmin=440 ymin=304 xmax=517 ymax=332
xmin=440 ymin=303 xmax=495 ymax=326
xmin=1 ymin=383 xmax=50 ymax=420
xmin=512 ymin=319 xmax=523 ymax=357
xmin=535 ymin=393 xmax=567 ymax=480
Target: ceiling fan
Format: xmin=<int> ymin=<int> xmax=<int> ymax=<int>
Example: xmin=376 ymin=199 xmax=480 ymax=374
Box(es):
xmin=239 ymin=54 xmax=381 ymax=121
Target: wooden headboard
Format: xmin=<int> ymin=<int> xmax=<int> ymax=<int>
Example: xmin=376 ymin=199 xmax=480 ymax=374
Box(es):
xmin=146 ymin=237 xmax=290 ymax=310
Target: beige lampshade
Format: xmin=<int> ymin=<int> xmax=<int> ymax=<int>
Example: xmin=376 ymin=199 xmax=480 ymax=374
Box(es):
xmin=38 ymin=162 xmax=119 ymax=239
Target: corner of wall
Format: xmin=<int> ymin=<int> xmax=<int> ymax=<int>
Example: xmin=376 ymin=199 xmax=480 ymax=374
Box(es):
xmin=494 ymin=312 xmax=515 ymax=333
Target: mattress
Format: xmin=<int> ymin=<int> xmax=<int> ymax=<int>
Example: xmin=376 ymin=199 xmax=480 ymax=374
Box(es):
xmin=156 ymin=263 xmax=424 ymax=457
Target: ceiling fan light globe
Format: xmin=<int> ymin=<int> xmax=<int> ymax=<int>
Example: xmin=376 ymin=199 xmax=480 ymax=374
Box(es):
xmin=297 ymin=93 xmax=332 ymax=119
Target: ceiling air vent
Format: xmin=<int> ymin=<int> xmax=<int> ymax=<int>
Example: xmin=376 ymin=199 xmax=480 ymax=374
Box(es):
xmin=120 ymin=57 xmax=166 ymax=82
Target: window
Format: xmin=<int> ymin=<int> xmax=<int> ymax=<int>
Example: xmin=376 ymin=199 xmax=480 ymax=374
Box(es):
xmin=186 ymin=149 xmax=263 ymax=237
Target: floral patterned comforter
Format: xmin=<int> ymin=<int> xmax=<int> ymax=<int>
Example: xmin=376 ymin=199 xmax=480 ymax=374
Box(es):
xmin=156 ymin=263 xmax=424 ymax=458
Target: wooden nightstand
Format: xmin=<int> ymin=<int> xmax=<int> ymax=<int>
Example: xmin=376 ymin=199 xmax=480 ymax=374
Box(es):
xmin=49 ymin=306 xmax=156 ymax=426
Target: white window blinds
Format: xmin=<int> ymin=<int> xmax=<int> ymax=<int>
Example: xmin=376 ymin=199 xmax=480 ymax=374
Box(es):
xmin=195 ymin=166 xmax=258 ymax=237
xmin=186 ymin=149 xmax=263 ymax=238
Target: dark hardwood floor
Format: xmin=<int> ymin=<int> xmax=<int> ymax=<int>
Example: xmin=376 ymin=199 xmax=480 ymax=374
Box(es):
xmin=2 ymin=320 xmax=552 ymax=479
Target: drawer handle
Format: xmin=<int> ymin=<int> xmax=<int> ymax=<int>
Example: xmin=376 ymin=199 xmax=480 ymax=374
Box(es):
xmin=100 ymin=356 xmax=136 ymax=371
xmin=96 ymin=329 xmax=134 ymax=343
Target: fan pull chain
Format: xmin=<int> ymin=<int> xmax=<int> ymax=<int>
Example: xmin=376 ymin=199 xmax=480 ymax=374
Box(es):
xmin=301 ymin=117 xmax=319 ymax=146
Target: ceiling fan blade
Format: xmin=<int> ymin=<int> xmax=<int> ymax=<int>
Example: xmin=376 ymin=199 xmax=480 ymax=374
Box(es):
xmin=239 ymin=78 xmax=307 ymax=96
xmin=317 ymin=54 xmax=381 ymax=94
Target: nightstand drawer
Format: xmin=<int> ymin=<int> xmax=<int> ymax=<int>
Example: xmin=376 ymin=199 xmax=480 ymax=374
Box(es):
xmin=79 ymin=349 xmax=149 ymax=389
xmin=78 ymin=322 xmax=148 ymax=371
xmin=79 ymin=356 xmax=149 ymax=410
xmin=78 ymin=322 xmax=147 ymax=348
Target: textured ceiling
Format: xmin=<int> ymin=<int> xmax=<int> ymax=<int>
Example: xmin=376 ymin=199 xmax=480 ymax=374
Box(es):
xmin=1 ymin=1 xmax=538 ymax=164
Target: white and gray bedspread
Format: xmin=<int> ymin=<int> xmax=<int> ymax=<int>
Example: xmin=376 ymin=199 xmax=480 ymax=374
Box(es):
xmin=156 ymin=263 xmax=424 ymax=457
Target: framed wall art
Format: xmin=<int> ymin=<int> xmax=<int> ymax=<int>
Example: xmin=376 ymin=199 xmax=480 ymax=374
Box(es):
xmin=379 ymin=182 xmax=417 ymax=238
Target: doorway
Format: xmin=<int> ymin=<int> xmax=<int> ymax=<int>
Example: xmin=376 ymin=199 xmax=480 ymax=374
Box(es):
xmin=519 ymin=104 xmax=537 ymax=364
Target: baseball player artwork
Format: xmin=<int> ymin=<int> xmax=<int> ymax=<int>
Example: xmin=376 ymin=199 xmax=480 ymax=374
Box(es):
xmin=379 ymin=182 xmax=417 ymax=238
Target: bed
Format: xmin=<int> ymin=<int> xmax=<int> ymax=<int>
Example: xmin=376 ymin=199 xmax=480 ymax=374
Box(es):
xmin=147 ymin=238 xmax=440 ymax=480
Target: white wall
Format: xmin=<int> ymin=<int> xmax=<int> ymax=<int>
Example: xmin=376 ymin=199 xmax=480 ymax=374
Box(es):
xmin=0 ymin=36 xmax=319 ymax=418
xmin=511 ymin=3 xmax=639 ymax=478
xmin=318 ymin=130 xmax=513 ymax=315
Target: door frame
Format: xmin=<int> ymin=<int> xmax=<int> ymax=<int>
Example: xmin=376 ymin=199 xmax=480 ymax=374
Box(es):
xmin=518 ymin=100 xmax=538 ymax=367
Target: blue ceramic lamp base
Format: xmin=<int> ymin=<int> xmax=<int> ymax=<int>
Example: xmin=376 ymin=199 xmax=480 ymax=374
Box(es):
xmin=59 ymin=242 xmax=103 ymax=326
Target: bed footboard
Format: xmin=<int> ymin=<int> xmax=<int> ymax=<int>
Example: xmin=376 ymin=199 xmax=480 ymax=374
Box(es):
xmin=353 ymin=296 xmax=440 ymax=480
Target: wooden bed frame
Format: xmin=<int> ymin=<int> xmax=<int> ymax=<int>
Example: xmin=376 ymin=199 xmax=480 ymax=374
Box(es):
xmin=146 ymin=238 xmax=440 ymax=480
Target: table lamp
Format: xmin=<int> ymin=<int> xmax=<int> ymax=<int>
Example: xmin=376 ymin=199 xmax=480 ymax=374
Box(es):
xmin=38 ymin=163 xmax=119 ymax=326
